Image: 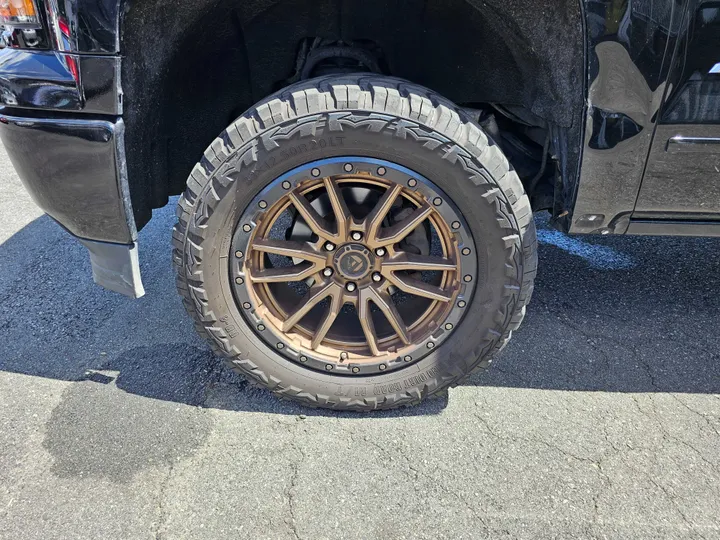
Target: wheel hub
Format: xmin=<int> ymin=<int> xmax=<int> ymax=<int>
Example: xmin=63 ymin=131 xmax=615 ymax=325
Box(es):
xmin=229 ymin=157 xmax=477 ymax=376
xmin=333 ymin=243 xmax=375 ymax=281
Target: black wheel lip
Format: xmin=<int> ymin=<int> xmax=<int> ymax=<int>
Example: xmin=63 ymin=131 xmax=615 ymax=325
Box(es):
xmin=229 ymin=156 xmax=478 ymax=377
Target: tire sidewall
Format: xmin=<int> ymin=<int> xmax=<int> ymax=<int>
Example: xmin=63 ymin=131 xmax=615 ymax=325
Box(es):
xmin=187 ymin=105 xmax=524 ymax=406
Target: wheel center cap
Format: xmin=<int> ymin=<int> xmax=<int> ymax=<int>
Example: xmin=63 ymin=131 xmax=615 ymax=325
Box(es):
xmin=333 ymin=243 xmax=374 ymax=280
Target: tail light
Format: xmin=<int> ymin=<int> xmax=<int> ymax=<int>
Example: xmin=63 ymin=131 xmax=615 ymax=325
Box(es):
xmin=0 ymin=0 xmax=40 ymax=29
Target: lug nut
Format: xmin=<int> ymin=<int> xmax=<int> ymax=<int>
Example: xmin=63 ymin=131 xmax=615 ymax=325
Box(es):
xmin=351 ymin=231 xmax=363 ymax=241
xmin=345 ymin=282 xmax=357 ymax=292
xmin=372 ymin=272 xmax=382 ymax=282
xmin=324 ymin=242 xmax=336 ymax=251
xmin=323 ymin=267 xmax=333 ymax=277
xmin=375 ymin=247 xmax=386 ymax=257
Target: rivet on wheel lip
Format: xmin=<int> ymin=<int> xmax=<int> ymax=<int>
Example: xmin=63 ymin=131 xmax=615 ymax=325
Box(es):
xmin=407 ymin=178 xmax=417 ymax=187
xmin=379 ymin=364 xmax=387 ymax=370
xmin=344 ymin=163 xmax=353 ymax=172
xmin=461 ymin=247 xmax=471 ymax=256
xmin=325 ymin=364 xmax=333 ymax=371
xmin=258 ymin=200 xmax=268 ymax=209
xmin=235 ymin=277 xmax=244 ymax=285
xmin=452 ymin=221 xmax=461 ymax=230
xmin=311 ymin=168 xmax=321 ymax=177
xmin=458 ymin=300 xmax=467 ymax=308
xmin=282 ymin=181 xmax=291 ymax=190
xmin=464 ymin=275 xmax=473 ymax=282
xmin=242 ymin=224 xmax=252 ymax=232
xmin=445 ymin=323 xmax=454 ymax=330
xmin=377 ymin=166 xmax=387 ymax=176
xmin=433 ymin=197 xmax=442 ymax=206
xmin=403 ymin=355 xmax=412 ymax=362
xmin=242 ymin=302 xmax=251 ymax=309
xmin=352 ymin=366 xmax=360 ymax=373
xmin=299 ymin=355 xmax=308 ymax=362
xmin=257 ymin=324 xmax=266 ymax=331
xmin=427 ymin=342 xmax=435 ymax=349
xmin=235 ymin=250 xmax=244 ymax=258
xmin=276 ymin=343 xmax=284 ymax=349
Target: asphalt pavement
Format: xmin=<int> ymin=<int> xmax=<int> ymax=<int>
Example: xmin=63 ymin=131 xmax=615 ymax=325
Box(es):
xmin=1 ymin=144 xmax=719 ymax=539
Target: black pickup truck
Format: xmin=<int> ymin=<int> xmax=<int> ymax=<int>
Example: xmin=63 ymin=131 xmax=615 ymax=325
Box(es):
xmin=0 ymin=0 xmax=718 ymax=410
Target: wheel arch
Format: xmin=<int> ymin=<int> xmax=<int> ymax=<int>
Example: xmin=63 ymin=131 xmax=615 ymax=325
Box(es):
xmin=119 ymin=0 xmax=585 ymax=230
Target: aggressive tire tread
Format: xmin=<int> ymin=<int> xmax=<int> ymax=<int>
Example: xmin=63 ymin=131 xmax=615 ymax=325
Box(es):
xmin=173 ymin=75 xmax=537 ymax=411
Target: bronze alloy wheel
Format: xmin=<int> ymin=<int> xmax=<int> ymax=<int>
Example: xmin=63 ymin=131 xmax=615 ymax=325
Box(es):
xmin=230 ymin=157 xmax=477 ymax=375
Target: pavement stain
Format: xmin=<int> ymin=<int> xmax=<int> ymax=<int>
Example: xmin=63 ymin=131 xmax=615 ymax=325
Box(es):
xmin=42 ymin=344 xmax=218 ymax=483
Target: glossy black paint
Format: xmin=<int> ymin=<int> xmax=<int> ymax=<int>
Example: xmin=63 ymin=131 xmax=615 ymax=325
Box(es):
xmin=634 ymin=1 xmax=720 ymax=218
xmin=0 ymin=48 xmax=121 ymax=114
xmin=0 ymin=113 xmax=135 ymax=243
xmin=44 ymin=0 xmax=120 ymax=54
xmin=570 ymin=0 xmax=689 ymax=234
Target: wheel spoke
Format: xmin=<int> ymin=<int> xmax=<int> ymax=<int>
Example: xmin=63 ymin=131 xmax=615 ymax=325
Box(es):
xmin=365 ymin=286 xmax=410 ymax=345
xmin=364 ymin=184 xmax=403 ymax=242
xmin=323 ymin=177 xmax=352 ymax=240
xmin=248 ymin=262 xmax=319 ymax=283
xmin=281 ymin=280 xmax=337 ymax=332
xmin=288 ymin=192 xmax=336 ymax=240
xmin=375 ymin=202 xmax=432 ymax=246
xmin=358 ymin=286 xmax=410 ymax=355
xmin=358 ymin=292 xmax=381 ymax=356
xmin=310 ymin=289 xmax=343 ymax=350
xmin=251 ymin=238 xmax=326 ymax=265
xmin=382 ymin=253 xmax=456 ymax=272
xmin=384 ymin=273 xmax=454 ymax=302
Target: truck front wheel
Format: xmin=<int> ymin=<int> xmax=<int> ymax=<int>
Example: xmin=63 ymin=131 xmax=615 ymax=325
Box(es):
xmin=173 ymin=75 xmax=537 ymax=411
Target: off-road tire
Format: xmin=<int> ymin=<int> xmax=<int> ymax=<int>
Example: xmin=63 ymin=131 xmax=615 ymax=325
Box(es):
xmin=173 ymin=75 xmax=537 ymax=411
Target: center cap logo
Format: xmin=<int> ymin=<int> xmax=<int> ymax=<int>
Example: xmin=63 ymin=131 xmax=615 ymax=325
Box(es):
xmin=333 ymin=244 xmax=374 ymax=280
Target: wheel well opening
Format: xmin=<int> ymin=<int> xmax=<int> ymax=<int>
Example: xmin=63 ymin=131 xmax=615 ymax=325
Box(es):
xmin=121 ymin=0 xmax=583 ymax=230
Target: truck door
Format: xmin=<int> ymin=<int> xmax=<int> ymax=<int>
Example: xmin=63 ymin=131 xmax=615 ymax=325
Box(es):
xmin=632 ymin=1 xmax=720 ymax=229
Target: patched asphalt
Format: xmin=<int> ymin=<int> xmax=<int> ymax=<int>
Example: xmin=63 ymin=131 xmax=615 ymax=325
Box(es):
xmin=1 ymin=145 xmax=719 ymax=539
